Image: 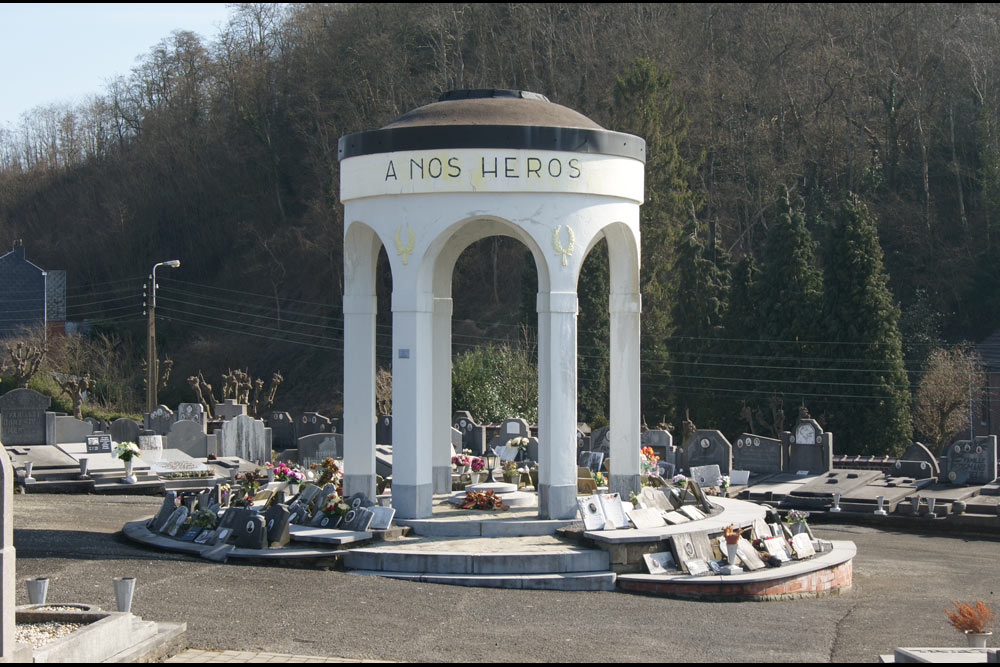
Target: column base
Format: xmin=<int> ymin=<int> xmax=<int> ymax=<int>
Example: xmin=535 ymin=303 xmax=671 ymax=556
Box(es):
xmin=392 ymin=483 xmax=434 ymax=519
xmin=537 ymin=483 xmax=578 ymax=520
xmin=609 ymin=474 xmax=641 ymax=502
xmin=343 ymin=473 xmax=376 ymax=502
xmin=432 ymin=466 xmax=452 ymax=494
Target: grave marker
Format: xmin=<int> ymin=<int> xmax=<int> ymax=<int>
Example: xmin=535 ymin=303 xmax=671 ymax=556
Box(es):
xmin=298 ymin=412 xmax=333 ymax=438
xmin=265 ymin=412 xmax=295 ymax=450
xmin=0 ymin=388 xmax=51 ymax=446
xmin=944 ymin=436 xmax=998 ymax=486
xmin=110 ymin=418 xmax=141 ymax=446
xmin=783 ymin=417 xmax=833 ymax=475
xmin=176 ymin=403 xmax=207 ymax=428
xmin=165 ymin=419 xmax=211 ymax=459
xmin=144 ymin=405 xmax=174 ymax=436
xmin=732 ymin=433 xmax=783 ymax=475
xmin=218 ymin=414 xmax=268 ymax=463
xmin=85 ymin=434 xmax=112 ymax=454
xmin=680 ymin=429 xmax=732 ymax=474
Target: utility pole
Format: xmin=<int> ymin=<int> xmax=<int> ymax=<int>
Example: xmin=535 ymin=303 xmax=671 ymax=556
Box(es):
xmin=145 ymin=260 xmax=180 ymax=413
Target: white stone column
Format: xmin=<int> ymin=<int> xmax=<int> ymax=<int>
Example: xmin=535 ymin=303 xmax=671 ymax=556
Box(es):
xmin=609 ymin=292 xmax=641 ymax=498
xmin=538 ymin=291 xmax=578 ymax=519
xmin=342 ymin=294 xmax=377 ymax=501
xmin=391 ymin=292 xmax=435 ymax=518
xmin=535 ymin=292 xmax=551 ymax=513
xmin=432 ymin=297 xmax=453 ymax=494
xmin=0 ymin=443 xmax=15 ymax=660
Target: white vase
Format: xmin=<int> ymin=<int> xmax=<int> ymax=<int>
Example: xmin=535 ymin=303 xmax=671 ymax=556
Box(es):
xmin=966 ymin=631 xmax=992 ymax=648
xmin=725 ymin=541 xmax=739 ymax=565
xmin=123 ymin=459 xmax=137 ymax=484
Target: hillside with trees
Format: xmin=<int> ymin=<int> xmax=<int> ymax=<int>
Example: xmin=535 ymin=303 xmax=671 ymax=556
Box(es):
xmin=1 ymin=3 xmax=998 ymax=454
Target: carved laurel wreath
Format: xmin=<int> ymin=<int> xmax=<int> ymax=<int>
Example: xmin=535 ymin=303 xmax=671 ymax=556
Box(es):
xmin=552 ymin=225 xmax=575 ymax=266
xmin=394 ymin=225 xmax=415 ymax=265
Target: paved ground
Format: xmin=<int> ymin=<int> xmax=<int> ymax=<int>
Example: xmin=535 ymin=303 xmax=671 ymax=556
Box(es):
xmin=11 ymin=494 xmax=1000 ymax=663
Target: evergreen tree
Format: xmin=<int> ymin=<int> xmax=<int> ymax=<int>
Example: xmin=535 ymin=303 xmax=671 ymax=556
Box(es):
xmin=723 ymin=255 xmax=763 ymax=431
xmin=753 ymin=187 xmax=825 ymax=408
xmin=670 ymin=219 xmax=732 ymax=430
xmin=611 ymin=57 xmax=700 ymax=424
xmin=576 ymin=240 xmax=610 ymax=423
xmin=821 ymin=194 xmax=911 ymax=455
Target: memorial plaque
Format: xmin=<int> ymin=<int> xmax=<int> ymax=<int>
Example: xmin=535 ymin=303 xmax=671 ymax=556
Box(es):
xmin=643 ymin=551 xmax=677 ymax=575
xmin=625 ymin=507 xmax=666 ymax=529
xmin=679 ymin=505 xmax=706 ymax=521
xmin=680 ymin=429 xmax=732 ymax=474
xmin=599 ymin=493 xmax=629 ymax=529
xmin=150 ymin=491 xmax=178 ymax=532
xmin=683 ymin=559 xmax=710 ymax=577
xmin=263 ymin=505 xmax=291 ymax=547
xmin=689 ymin=464 xmax=722 ymax=487
xmin=671 ymin=533 xmax=699 ymax=571
xmin=732 ymin=434 xmax=783 ymax=474
xmin=144 ymin=405 xmax=174 ymax=435
xmin=730 ymin=469 xmax=751 ymax=486
xmin=234 ymin=514 xmax=268 ymax=549
xmin=790 ymin=533 xmax=816 ymax=559
xmin=86 ymin=434 xmax=112 ymax=454
xmin=662 ymin=511 xmax=690 ymax=525
xmin=0 ymin=388 xmax=51 ymax=446
xmin=341 ymin=506 xmax=375 ymax=532
xmin=944 ymin=436 xmax=998 ymax=485
xmin=369 ymin=506 xmax=396 ymax=530
xmin=578 ymin=496 xmax=607 ymax=531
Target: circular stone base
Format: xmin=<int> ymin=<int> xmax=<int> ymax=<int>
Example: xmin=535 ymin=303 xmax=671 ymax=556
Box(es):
xmin=466 ymin=482 xmax=517 ymax=494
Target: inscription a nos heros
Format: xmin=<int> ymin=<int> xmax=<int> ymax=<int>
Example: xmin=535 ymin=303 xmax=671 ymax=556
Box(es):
xmin=385 ymin=155 xmax=582 ymax=182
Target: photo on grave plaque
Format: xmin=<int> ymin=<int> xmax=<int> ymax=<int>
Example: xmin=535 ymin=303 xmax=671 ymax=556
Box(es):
xmin=599 ymin=493 xmax=630 ymax=529
xmin=194 ymin=530 xmax=215 ymax=545
xmin=214 ymin=528 xmax=232 ymax=545
xmin=577 ymin=496 xmax=607 ymax=531
xmin=179 ymin=526 xmax=202 ymax=542
xmin=790 ymin=533 xmax=816 ymax=559
xmin=85 ymin=434 xmax=112 ymax=454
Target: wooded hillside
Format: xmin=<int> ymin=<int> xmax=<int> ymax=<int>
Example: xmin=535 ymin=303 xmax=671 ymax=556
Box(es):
xmin=1 ymin=4 xmax=997 ymax=454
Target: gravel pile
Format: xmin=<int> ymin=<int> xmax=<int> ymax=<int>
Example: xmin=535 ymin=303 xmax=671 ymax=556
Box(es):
xmin=15 ymin=622 xmax=84 ymax=648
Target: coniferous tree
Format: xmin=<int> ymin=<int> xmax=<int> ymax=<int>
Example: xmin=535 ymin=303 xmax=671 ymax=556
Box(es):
xmin=821 ymin=194 xmax=911 ymax=455
xmin=611 ymin=57 xmax=700 ymax=424
xmin=670 ymin=220 xmax=732 ymax=429
xmin=723 ymin=255 xmax=762 ymax=429
xmin=576 ymin=240 xmax=610 ymax=424
xmin=753 ymin=187 xmax=825 ymax=408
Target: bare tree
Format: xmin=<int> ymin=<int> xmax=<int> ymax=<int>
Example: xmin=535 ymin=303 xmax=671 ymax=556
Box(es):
xmin=913 ymin=345 xmax=985 ymax=452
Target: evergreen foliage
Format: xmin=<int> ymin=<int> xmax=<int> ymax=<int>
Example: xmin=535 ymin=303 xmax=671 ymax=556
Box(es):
xmin=821 ymin=194 xmax=912 ymax=455
xmin=576 ymin=240 xmax=610 ymax=423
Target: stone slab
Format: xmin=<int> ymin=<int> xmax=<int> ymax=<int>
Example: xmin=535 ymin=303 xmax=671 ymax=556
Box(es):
xmin=894 ymin=647 xmax=993 ymax=663
xmin=6 ymin=445 xmax=78 ymax=470
xmin=137 ymin=449 xmax=209 ymax=475
xmin=54 ymin=442 xmax=151 ymax=473
xmin=287 ymin=525 xmax=374 ymax=545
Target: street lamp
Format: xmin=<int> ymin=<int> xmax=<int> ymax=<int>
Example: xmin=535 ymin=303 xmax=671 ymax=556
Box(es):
xmin=146 ymin=260 xmax=180 ymax=412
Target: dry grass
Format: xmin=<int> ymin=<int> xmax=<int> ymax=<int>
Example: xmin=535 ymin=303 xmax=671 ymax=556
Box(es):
xmin=945 ymin=600 xmax=994 ymax=634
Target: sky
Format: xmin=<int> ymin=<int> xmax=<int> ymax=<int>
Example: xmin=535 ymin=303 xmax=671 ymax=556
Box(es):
xmin=0 ymin=3 xmax=232 ymax=129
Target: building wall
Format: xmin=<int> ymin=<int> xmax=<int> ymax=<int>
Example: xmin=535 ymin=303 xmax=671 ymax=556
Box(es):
xmin=0 ymin=245 xmax=45 ymax=337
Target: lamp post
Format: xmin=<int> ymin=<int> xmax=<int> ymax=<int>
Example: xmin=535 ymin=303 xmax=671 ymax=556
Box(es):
xmin=146 ymin=260 xmax=180 ymax=412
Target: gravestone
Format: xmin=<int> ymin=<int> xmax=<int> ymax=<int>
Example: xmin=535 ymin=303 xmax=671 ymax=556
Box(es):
xmin=450 ymin=427 xmax=462 ymax=455
xmin=160 ymin=506 xmax=189 ymax=537
xmin=54 ymin=416 xmax=93 ymax=444
xmin=901 ymin=442 xmax=939 ymax=473
xmin=0 ymin=388 xmax=51 ymax=446
xmin=263 ymin=505 xmax=291 ymax=547
xmin=85 ymin=434 xmax=113 ymax=454
xmin=891 ymin=459 xmax=936 ymax=480
xmin=944 ymin=436 xmax=998 ymax=486
xmin=578 ymin=450 xmax=604 ymax=473
xmin=265 ymin=412 xmax=295 ymax=450
xmin=298 ymin=412 xmax=333 ymax=438
xmin=689 ymin=464 xmax=723 ymax=487
xmin=83 ymin=416 xmax=103 ymax=433
xmin=297 ymin=433 xmax=343 ymax=466
xmin=732 ymin=433 xmax=783 ymax=475
xmin=218 ymin=414 xmax=268 ymax=463
xmin=488 ymin=418 xmax=530 ymax=453
xmin=234 ymin=513 xmax=267 ymax=549
xmin=150 ymin=491 xmax=178 ymax=532
xmin=590 ymin=426 xmax=611 ymax=455
xmin=370 ymin=506 xmax=396 ymax=531
xmin=215 ymin=399 xmax=247 ymax=421
xmin=341 ymin=506 xmax=375 ymax=532
xmin=110 ymin=418 xmax=141 ymax=446
xmin=176 ymin=403 xmax=207 ymax=428
xmin=641 ymin=429 xmax=673 ymax=461
xmin=679 ymin=430 xmax=732 ymax=475
xmin=453 ymin=412 xmax=487 ymax=456
xmin=783 ymin=418 xmax=833 ymax=475
xmin=143 ymin=405 xmax=175 ymax=436
xmin=375 ymin=415 xmax=392 ymax=446
xmin=138 ymin=434 xmax=163 ymax=458
xmin=166 ymin=419 xmax=212 ymax=459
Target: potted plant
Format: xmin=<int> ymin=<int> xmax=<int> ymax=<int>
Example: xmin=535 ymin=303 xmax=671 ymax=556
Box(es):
xmin=470 ymin=456 xmax=487 ymax=483
xmin=717 ymin=475 xmax=731 ymax=497
xmin=946 ymin=600 xmax=994 ymax=647
xmin=784 ymin=509 xmax=810 ymax=535
xmin=506 ymin=436 xmax=530 ymax=461
xmin=592 ymin=471 xmax=606 ymax=488
xmin=114 ymin=441 xmax=140 ymax=484
xmin=502 ymin=460 xmax=520 ymax=484
xmin=191 ymin=509 xmax=218 ymax=530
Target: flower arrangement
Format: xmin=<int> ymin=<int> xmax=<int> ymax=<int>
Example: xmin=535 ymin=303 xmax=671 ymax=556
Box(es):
xmin=236 ymin=469 xmax=265 ymax=497
xmin=717 ymin=475 xmax=731 ymax=492
xmin=191 ymin=509 xmax=218 ymax=529
xmin=322 ymin=497 xmax=350 ymax=517
xmin=270 ymin=462 xmax=305 ymax=484
xmin=502 ymin=460 xmax=519 ymax=474
xmin=114 ymin=441 xmax=140 ymax=462
xmin=784 ymin=509 xmax=810 ymax=523
xmin=506 ymin=436 xmax=530 ymax=453
xmin=640 ymin=446 xmax=660 ymax=476
xmin=207 ymin=453 xmax=217 ymax=461
xmin=723 ymin=524 xmax=740 ymax=545
xmin=593 ymin=471 xmax=606 ymax=487
xmin=309 ymin=457 xmax=342 ymax=488
xmin=459 ymin=489 xmax=508 ymax=511
xmin=452 ymin=454 xmax=471 ymax=468
xmin=946 ymin=600 xmax=994 ymax=635
xmin=470 ymin=457 xmax=485 ymax=472
xmin=671 ymin=473 xmax=688 ymax=488
xmin=629 ymin=490 xmax=640 ymax=507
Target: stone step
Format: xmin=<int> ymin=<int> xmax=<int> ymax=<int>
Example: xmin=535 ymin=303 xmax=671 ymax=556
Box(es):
xmin=342 ymin=546 xmax=610 ymax=575
xmin=92 ymin=479 xmax=165 ymax=494
xmin=22 ymin=478 xmax=95 ymax=493
xmin=397 ymin=517 xmax=575 ymax=538
xmin=348 ymin=569 xmax=617 ymax=591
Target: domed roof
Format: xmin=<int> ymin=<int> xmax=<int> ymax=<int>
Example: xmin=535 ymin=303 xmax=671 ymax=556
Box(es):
xmin=381 ymin=89 xmax=604 ymax=131
xmin=339 ymin=89 xmax=644 ymax=162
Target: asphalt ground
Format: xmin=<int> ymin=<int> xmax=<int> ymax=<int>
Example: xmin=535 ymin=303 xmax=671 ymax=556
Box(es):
xmin=11 ymin=494 xmax=1000 ymax=663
